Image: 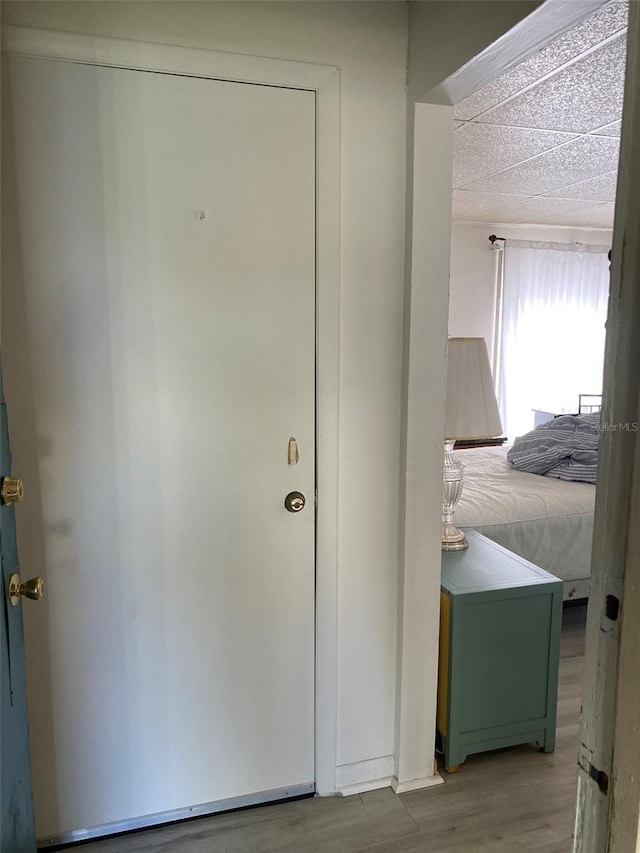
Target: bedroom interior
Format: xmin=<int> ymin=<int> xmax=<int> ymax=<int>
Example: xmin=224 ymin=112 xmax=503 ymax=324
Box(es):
xmin=435 ymin=0 xmax=625 ymax=821
xmin=447 ymin=0 xmax=624 ymax=599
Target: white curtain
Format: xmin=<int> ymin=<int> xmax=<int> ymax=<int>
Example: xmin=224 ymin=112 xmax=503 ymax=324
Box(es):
xmin=497 ymin=239 xmax=610 ymax=441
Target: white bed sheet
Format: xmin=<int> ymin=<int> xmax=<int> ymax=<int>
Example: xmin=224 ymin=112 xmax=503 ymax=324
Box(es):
xmin=455 ymin=446 xmax=595 ymax=583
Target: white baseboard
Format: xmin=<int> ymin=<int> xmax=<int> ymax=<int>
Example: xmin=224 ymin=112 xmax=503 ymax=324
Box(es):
xmin=337 ymin=776 xmax=394 ymax=797
xmin=335 ymin=755 xmax=395 ymax=797
xmin=391 ymin=773 xmax=444 ymax=794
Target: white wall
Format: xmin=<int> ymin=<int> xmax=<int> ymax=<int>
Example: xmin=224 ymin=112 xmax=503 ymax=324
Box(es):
xmin=1 ymin=1 xmax=408 ymax=793
xmin=394 ymin=102 xmax=453 ymax=793
xmin=449 ymin=221 xmax=614 ymax=362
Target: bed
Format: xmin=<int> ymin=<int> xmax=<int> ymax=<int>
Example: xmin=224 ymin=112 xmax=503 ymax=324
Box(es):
xmin=455 ymin=445 xmax=596 ymax=600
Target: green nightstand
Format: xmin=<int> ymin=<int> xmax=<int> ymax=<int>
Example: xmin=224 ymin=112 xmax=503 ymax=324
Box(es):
xmin=437 ymin=529 xmax=563 ymax=773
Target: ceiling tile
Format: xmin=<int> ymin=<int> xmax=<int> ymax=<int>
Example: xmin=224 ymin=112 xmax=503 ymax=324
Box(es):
xmin=451 ymin=190 xmax=529 ymax=220
xmin=476 ymin=35 xmax=626 ymax=133
xmin=540 ymin=202 xmax=615 ymax=228
xmin=462 ymin=136 xmax=619 ymax=196
xmin=541 ymin=171 xmax=618 ymax=202
xmin=452 ymin=123 xmax=576 ymax=187
xmin=464 ymin=195 xmax=596 ymax=225
xmin=454 ymin=0 xmax=628 ymax=121
xmin=591 ymin=119 xmax=622 ymax=137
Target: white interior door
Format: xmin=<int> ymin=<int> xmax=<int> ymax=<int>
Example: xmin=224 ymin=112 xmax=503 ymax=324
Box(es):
xmin=2 ymin=55 xmax=316 ymax=841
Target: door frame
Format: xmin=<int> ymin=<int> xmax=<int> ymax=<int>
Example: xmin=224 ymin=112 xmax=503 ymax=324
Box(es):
xmin=574 ymin=2 xmax=640 ymax=849
xmin=1 ymin=23 xmax=341 ymax=800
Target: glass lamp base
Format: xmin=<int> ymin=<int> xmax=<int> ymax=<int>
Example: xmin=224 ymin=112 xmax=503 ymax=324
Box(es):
xmin=441 ymin=524 xmax=469 ymax=551
xmin=442 ymin=439 xmax=469 ymax=551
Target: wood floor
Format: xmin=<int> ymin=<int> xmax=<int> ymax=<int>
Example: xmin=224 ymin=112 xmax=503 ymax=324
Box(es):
xmin=59 ymin=606 xmax=586 ymax=853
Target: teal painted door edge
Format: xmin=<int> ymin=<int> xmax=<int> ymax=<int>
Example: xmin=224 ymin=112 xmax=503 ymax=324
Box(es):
xmin=1 ymin=362 xmax=37 ymax=852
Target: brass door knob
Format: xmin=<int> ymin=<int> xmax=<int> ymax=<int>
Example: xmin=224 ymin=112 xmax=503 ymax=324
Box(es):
xmin=284 ymin=491 xmax=305 ymax=513
xmin=1 ymin=477 xmax=24 ymax=505
xmin=9 ymin=574 xmax=45 ymax=607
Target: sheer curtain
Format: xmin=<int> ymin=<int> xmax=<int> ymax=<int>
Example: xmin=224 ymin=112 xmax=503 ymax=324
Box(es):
xmin=496 ymin=240 xmax=610 ymax=441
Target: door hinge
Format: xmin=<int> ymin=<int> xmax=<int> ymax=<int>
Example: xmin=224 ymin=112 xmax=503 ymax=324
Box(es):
xmin=605 ymin=594 xmax=620 ymax=621
xmin=578 ymin=753 xmax=609 ymax=796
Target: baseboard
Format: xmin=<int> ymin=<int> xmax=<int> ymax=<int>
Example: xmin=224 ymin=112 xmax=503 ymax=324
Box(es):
xmin=335 ymin=755 xmax=395 ymax=797
xmin=391 ymin=773 xmax=444 ymax=794
xmin=36 ymin=782 xmax=315 ymax=848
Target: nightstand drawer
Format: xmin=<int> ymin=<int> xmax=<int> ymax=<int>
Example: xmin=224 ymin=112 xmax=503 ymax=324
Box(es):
xmin=437 ymin=530 xmax=563 ymax=773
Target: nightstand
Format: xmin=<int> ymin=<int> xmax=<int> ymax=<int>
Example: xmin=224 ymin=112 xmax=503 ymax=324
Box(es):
xmin=437 ymin=530 xmax=563 ymax=773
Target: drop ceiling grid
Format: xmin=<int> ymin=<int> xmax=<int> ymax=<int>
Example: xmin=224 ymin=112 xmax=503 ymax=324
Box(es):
xmin=452 ymin=0 xmax=626 ymax=228
xmin=453 ymin=0 xmax=628 ymax=122
xmin=473 ymin=35 xmax=626 ymax=134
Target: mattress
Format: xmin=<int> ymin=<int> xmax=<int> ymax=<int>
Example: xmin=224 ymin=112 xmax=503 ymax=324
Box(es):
xmin=454 ymin=446 xmax=596 ymax=584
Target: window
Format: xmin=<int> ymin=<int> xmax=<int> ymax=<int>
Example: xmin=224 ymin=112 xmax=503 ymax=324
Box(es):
xmin=496 ymin=240 xmax=610 ymax=440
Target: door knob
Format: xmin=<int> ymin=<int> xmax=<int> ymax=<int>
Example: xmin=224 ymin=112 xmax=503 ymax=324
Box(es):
xmin=8 ymin=574 xmax=45 ymax=607
xmin=1 ymin=477 xmax=24 ymax=505
xmin=284 ymin=491 xmax=306 ymax=513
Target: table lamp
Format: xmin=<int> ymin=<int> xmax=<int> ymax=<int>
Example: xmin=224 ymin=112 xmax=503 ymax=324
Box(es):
xmin=442 ymin=337 xmax=502 ymax=551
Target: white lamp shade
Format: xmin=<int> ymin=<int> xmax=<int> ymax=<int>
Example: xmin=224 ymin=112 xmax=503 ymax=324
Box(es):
xmin=444 ymin=337 xmax=502 ymax=440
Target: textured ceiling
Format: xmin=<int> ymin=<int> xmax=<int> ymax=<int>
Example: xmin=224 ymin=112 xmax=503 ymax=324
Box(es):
xmin=452 ymin=0 xmax=627 ymax=229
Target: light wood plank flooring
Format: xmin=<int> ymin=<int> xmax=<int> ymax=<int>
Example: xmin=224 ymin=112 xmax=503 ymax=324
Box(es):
xmin=58 ymin=605 xmax=586 ymax=853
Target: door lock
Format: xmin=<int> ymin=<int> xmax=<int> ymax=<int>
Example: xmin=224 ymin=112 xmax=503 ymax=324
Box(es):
xmin=284 ymin=491 xmax=306 ymax=513
xmin=9 ymin=574 xmax=45 ymax=607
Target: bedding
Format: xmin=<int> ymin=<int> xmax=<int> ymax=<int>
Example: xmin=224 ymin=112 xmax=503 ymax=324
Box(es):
xmin=455 ymin=446 xmax=595 ymax=587
xmin=507 ymin=412 xmax=600 ymax=484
